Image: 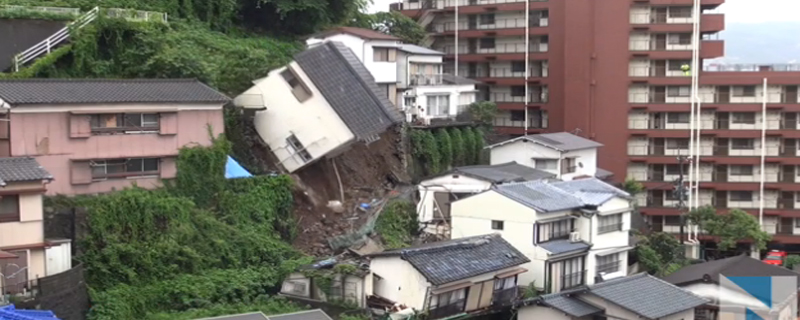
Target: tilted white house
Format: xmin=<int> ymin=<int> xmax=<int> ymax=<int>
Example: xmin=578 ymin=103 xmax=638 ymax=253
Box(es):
xmin=306 ymin=27 xmax=479 ymax=125
xmin=369 ymin=234 xmax=529 ymax=319
xmin=485 ymin=132 xmax=613 ymax=181
xmin=517 ymin=273 xmax=707 ymax=320
xmin=450 ymin=178 xmax=633 ymax=293
xmin=416 ymin=162 xmax=555 ymax=236
xmin=233 ymin=40 xmax=403 ymax=173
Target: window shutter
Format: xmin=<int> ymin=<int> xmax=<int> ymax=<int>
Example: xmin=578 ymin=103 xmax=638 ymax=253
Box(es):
xmin=70 ymin=161 xmax=92 ymax=185
xmin=159 ymin=113 xmax=178 ymax=135
xmin=69 ymin=114 xmax=91 ymax=138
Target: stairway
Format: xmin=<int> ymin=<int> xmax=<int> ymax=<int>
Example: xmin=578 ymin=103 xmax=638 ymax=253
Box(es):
xmin=11 ymin=6 xmax=98 ymax=72
xmin=416 ymin=0 xmax=436 ymax=49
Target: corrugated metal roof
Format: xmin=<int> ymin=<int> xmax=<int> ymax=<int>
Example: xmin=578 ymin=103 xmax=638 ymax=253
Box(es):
xmin=444 ymin=162 xmax=555 ymax=184
xmin=0 ymin=157 xmax=53 ymax=186
xmin=538 ymin=239 xmax=591 ymax=255
xmin=398 ymin=44 xmax=443 ymax=55
xmin=0 ymin=79 xmax=230 ymax=105
xmin=294 ymin=41 xmax=403 ymax=142
xmin=493 ymin=178 xmax=629 ymax=212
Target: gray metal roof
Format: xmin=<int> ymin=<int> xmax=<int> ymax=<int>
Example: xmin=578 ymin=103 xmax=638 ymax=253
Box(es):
xmin=551 ymin=178 xmax=631 ymax=206
xmin=294 ymin=41 xmax=403 ymax=142
xmin=595 ymin=168 xmax=614 ymax=179
xmin=540 ymin=293 xmax=602 ymax=317
xmin=447 ymin=162 xmax=555 ymax=184
xmin=485 ymin=132 xmax=603 ymax=151
xmin=493 ymin=180 xmax=585 ymax=212
xmin=538 ymin=239 xmax=591 ymax=255
xmin=0 ymin=157 xmax=53 ymax=186
xmin=0 ymin=79 xmax=230 ymax=105
xmin=588 ymin=273 xmax=707 ymax=319
xmin=372 ymin=234 xmax=529 ymax=285
xmin=196 ymin=309 xmax=333 ymax=320
xmin=398 ymin=44 xmax=443 ymax=55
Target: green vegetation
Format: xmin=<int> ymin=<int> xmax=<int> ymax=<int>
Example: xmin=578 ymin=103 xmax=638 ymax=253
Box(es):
xmin=622 ymin=179 xmax=644 ymax=196
xmin=411 ymin=126 xmax=486 ymax=177
xmin=686 ymin=206 xmax=770 ymax=251
xmin=0 ymin=6 xmax=77 ymax=20
xmin=785 ymin=255 xmax=800 ymax=270
xmin=375 ymin=200 xmax=419 ymax=249
xmin=349 ymin=11 xmax=427 ymax=44
xmin=636 ymin=232 xmax=687 ymax=277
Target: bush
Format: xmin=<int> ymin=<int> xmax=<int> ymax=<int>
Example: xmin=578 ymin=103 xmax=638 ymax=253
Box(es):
xmin=435 ymin=129 xmax=453 ymax=171
xmin=450 ymin=127 xmax=465 ymax=167
xmin=375 ymin=200 xmax=419 ymax=249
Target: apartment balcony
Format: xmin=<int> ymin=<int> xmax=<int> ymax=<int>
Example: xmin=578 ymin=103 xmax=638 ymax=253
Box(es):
xmin=493 ymin=110 xmax=548 ymax=135
xmin=428 ymin=301 xmax=465 ymax=319
xmin=454 ymin=62 xmax=548 ymax=85
xmin=560 ymin=270 xmax=586 ymax=291
xmin=626 ymin=117 xmax=800 ymax=139
xmin=627 ymin=88 xmax=800 ymax=112
xmin=435 ymin=40 xmax=548 ymax=61
xmin=435 ymin=0 xmax=550 ymax=14
xmin=625 ymin=141 xmax=800 ymax=165
xmin=628 ymin=38 xmax=724 ymax=59
xmin=490 ymin=90 xmax=548 ymax=109
xmin=409 ymin=74 xmax=447 ymax=86
xmin=629 ymin=11 xmax=724 ymax=34
xmin=647 ymin=0 xmax=725 ymax=8
xmin=629 ymin=65 xmax=692 ymax=85
xmin=701 ymin=64 xmax=800 ymax=86
xmin=491 ymin=287 xmax=519 ymax=308
xmin=428 ymin=15 xmax=549 ymax=37
xmin=700 ymin=39 xmax=724 ymax=59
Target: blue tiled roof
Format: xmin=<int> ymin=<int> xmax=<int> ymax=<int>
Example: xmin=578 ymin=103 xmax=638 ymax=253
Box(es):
xmin=0 ymin=305 xmax=60 ymax=320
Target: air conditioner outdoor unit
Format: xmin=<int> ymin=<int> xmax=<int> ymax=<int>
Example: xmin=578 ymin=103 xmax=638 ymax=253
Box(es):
xmin=569 ymin=231 xmax=580 ymax=243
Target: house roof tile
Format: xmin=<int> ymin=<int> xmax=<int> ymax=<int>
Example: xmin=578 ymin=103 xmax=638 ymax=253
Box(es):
xmin=309 ymin=27 xmax=400 ymax=41
xmin=540 ymin=293 xmax=603 ymax=317
xmin=398 ymin=44 xmax=443 ymax=55
xmin=441 ymin=162 xmax=555 ymax=184
xmin=0 ymin=157 xmax=53 ymax=186
xmin=588 ymin=273 xmax=707 ymax=319
xmin=0 ymin=79 xmax=230 ymax=105
xmin=294 ymin=41 xmax=402 ymax=142
xmin=662 ymin=255 xmax=800 ymax=287
xmin=485 ymin=132 xmax=603 ymax=151
xmin=371 ymin=234 xmax=530 ymax=285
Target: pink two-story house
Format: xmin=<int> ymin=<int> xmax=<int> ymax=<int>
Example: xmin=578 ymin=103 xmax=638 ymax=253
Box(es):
xmin=0 ymin=79 xmax=229 ymax=195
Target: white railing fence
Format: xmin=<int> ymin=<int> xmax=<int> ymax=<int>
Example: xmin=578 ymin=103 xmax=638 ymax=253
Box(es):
xmin=105 ymin=8 xmax=167 ymax=23
xmin=13 ymin=6 xmax=99 ymax=72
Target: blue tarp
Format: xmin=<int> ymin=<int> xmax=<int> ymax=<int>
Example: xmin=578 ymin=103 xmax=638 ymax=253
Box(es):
xmin=0 ymin=304 xmax=60 ymax=320
xmin=225 ymin=156 xmax=252 ymax=179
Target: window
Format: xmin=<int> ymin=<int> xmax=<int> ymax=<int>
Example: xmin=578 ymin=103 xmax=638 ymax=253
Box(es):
xmin=729 ymin=165 xmax=753 ymax=176
xmin=667 ymin=86 xmax=691 ymax=97
xmin=598 ymin=213 xmax=623 ymax=234
xmin=289 ymin=281 xmax=307 ymax=295
xmin=730 ymin=191 xmax=753 ymax=202
xmin=535 ymin=219 xmax=574 ymax=243
xmin=666 ymin=112 xmax=690 ymax=123
xmin=0 ymin=195 xmax=20 ymax=223
xmin=668 ymin=33 xmax=692 ymax=45
xmin=432 ymin=288 xmax=466 ymax=309
xmin=669 ymin=8 xmax=692 ymax=18
xmin=479 ymin=14 xmax=495 ymax=25
xmin=535 ymin=159 xmax=557 ymax=170
xmin=560 ymin=157 xmax=576 ymax=174
xmin=732 ymin=112 xmax=756 ymax=124
xmin=479 ymin=38 xmax=495 ymax=49
xmin=540 ymin=35 xmax=549 ymax=44
xmin=426 ymin=95 xmax=450 ymax=116
xmin=373 ymin=47 xmax=395 ymax=62
xmin=731 ymin=138 xmax=755 ymax=150
xmin=90 ymin=113 xmax=159 ymax=134
xmin=795 ymin=218 xmax=800 ymax=228
xmin=668 ymin=60 xmax=691 ymax=71
xmin=665 ymin=164 xmax=688 ymax=175
xmin=666 ymin=138 xmax=689 ymax=149
xmin=510 ymin=86 xmax=526 ymax=97
xmin=664 ymin=216 xmax=681 ymax=226
xmin=511 ymin=61 xmax=526 ymax=73
xmin=281 ymin=68 xmax=313 ymax=102
xmin=286 ymin=134 xmax=313 ymax=163
xmin=91 ymin=158 xmax=160 ymax=180
xmin=510 ymin=111 xmax=526 ymax=121
xmin=596 ymin=253 xmax=621 ymax=276
xmin=491 ymin=220 xmax=504 ymax=230
xmin=732 ymin=86 xmax=757 ymax=97
xmin=493 ymin=276 xmax=516 ymax=291
xmin=560 ymin=256 xmax=585 ymax=290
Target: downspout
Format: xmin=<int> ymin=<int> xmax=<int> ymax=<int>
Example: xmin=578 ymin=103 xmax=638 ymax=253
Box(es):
xmin=454 ymin=0 xmax=459 ymax=79
xmin=759 ymin=77 xmax=768 ymax=227
xmin=524 ymin=0 xmax=530 ymax=135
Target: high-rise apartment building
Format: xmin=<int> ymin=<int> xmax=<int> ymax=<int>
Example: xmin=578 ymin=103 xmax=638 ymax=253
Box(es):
xmin=395 ymin=0 xmax=800 ymax=248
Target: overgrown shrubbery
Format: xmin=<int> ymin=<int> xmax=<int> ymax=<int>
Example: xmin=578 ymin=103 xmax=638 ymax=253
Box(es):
xmin=60 ymin=134 xmax=307 ymax=320
xmin=375 ymin=200 xmax=419 ymax=249
xmin=410 ymin=126 xmax=487 ymax=177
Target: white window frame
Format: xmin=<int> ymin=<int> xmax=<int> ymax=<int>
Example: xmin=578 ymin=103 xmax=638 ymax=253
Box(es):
xmin=426 ymin=95 xmax=451 ymax=117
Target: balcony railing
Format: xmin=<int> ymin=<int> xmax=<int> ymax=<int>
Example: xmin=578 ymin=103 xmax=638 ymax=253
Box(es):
xmin=439 ymin=0 xmax=547 ymax=7
xmin=598 ymin=223 xmax=623 ymax=234
xmin=629 ymin=39 xmax=694 ymax=51
xmin=629 ymin=12 xmax=694 ymax=24
xmin=704 ymin=64 xmax=800 ymax=72
xmin=627 ymin=92 xmax=800 ymax=104
xmin=629 ymin=65 xmax=690 ymax=77
xmin=428 ymin=301 xmax=465 ymax=319
xmin=561 ymin=270 xmax=586 ymax=291
xmin=491 ymin=287 xmax=518 ymax=307
xmin=627 ymin=119 xmax=791 ymax=131
xmin=410 ymin=74 xmax=445 ymax=86
xmin=454 ymin=67 xmax=547 ymax=78
xmin=627 ymin=145 xmax=783 ymax=157
xmin=490 ymin=92 xmax=548 ymax=103
xmin=493 ymin=117 xmax=548 ymax=129
xmin=430 ymin=17 xmax=548 ymax=32
xmin=434 ymin=42 xmax=547 ymax=54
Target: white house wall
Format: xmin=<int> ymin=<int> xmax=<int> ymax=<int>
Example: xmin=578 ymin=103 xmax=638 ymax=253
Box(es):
xmin=450 ymin=190 xmax=568 ymax=286
xmin=409 ymin=85 xmax=477 ymax=118
xmin=489 ymin=141 xmax=599 ymax=179
xmin=561 ymin=148 xmax=598 ymax=180
xmin=248 ymin=62 xmax=356 ymax=173
xmin=306 ymin=34 xmax=399 ymax=83
xmin=417 ymin=174 xmax=492 ymax=224
xmin=370 ymin=256 xmax=430 ymax=309
xmin=585 ymin=197 xmax=632 ymax=285
xmin=517 ymin=304 xmax=576 ymax=320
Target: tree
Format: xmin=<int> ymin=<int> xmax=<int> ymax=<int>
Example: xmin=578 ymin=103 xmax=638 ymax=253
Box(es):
xmin=785 ymin=255 xmax=800 ymax=270
xmin=435 ymin=129 xmax=453 ymax=169
xmin=467 ymin=101 xmax=498 ymax=125
xmin=636 ymin=232 xmax=686 ymax=276
xmin=450 ymin=127 xmax=465 ymax=167
xmin=622 ymin=178 xmax=644 ymax=196
xmin=686 ymin=206 xmax=771 ymax=251
xmin=348 ymin=11 xmax=427 ymax=44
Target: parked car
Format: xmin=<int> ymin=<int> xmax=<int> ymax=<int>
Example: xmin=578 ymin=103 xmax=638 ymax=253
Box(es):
xmin=763 ymin=250 xmax=787 ymax=266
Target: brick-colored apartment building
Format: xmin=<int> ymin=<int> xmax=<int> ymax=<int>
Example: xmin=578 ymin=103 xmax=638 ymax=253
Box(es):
xmin=394 ymin=0 xmax=800 ymax=249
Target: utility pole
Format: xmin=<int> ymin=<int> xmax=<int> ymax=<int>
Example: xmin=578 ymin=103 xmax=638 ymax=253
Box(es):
xmin=675 ymin=155 xmax=690 ymax=243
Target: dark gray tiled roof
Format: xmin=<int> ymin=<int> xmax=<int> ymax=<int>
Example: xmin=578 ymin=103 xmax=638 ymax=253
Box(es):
xmin=538 ymin=239 xmax=591 ymax=255
xmin=663 ymin=255 xmax=800 ymax=287
xmin=268 ymin=310 xmax=333 ymax=320
xmin=0 ymin=157 xmax=53 ymax=186
xmin=294 ymin=41 xmax=402 ymax=142
xmin=196 ymin=312 xmax=268 ymax=320
xmin=485 ymin=132 xmax=603 ymax=151
xmin=398 ymin=44 xmax=443 ymax=55
xmin=494 ymin=180 xmax=585 ymax=212
xmin=551 ymin=178 xmax=631 ymax=206
xmin=447 ymin=162 xmax=555 ymax=184
xmin=373 ymin=234 xmax=529 ymax=285
xmin=0 ymin=79 xmax=230 ymax=105
xmin=540 ymin=293 xmax=602 ymax=317
xmin=588 ymin=273 xmax=707 ymax=319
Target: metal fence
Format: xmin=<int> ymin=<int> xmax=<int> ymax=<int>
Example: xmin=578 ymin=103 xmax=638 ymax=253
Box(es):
xmin=105 ymin=8 xmax=168 ymax=23
xmin=0 ymin=5 xmax=80 ymax=15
